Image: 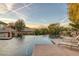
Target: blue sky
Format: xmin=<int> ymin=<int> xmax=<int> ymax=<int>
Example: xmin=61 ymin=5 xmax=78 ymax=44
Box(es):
xmin=0 ymin=3 xmax=68 ymax=28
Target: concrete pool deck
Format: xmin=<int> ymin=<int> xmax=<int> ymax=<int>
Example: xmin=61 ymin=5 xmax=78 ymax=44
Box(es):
xmin=32 ymin=44 xmax=79 ymax=56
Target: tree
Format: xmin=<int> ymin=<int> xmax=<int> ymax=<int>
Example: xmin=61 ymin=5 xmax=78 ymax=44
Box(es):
xmin=8 ymin=23 xmax=15 ymax=29
xmin=40 ymin=28 xmax=48 ymax=35
xmin=68 ymin=4 xmax=79 ymax=29
xmin=69 ymin=23 xmax=79 ymax=29
xmin=48 ymin=23 xmax=61 ymax=36
xmin=34 ymin=29 xmax=40 ymax=35
xmin=34 ymin=28 xmax=48 ymax=35
xmin=15 ymin=19 xmax=25 ymax=31
xmin=15 ymin=19 xmax=26 ymax=37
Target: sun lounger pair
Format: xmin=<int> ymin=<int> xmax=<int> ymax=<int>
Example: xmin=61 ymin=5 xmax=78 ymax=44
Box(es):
xmin=58 ymin=35 xmax=79 ymax=48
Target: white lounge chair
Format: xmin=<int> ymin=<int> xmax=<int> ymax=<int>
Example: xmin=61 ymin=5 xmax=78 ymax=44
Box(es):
xmin=58 ymin=35 xmax=79 ymax=48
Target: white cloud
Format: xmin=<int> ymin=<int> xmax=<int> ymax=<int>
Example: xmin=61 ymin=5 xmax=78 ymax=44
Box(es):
xmin=0 ymin=3 xmax=14 ymax=14
xmin=0 ymin=17 xmax=17 ymax=23
xmin=5 ymin=3 xmax=14 ymax=10
xmin=0 ymin=4 xmax=8 ymax=14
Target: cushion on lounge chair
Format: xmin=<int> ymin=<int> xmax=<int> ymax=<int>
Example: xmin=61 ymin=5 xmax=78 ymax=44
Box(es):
xmin=58 ymin=42 xmax=79 ymax=47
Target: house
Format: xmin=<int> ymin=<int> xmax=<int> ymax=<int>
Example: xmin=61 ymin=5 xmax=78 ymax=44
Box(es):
xmin=0 ymin=21 xmax=7 ymax=29
xmin=0 ymin=30 xmax=12 ymax=39
xmin=0 ymin=21 xmax=12 ymax=39
xmin=21 ymin=28 xmax=35 ymax=35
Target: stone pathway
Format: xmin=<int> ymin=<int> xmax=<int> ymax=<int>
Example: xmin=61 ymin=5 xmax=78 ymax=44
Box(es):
xmin=32 ymin=44 xmax=79 ymax=56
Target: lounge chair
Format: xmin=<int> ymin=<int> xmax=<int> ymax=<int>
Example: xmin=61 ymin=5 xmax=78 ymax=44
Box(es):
xmin=58 ymin=35 xmax=79 ymax=48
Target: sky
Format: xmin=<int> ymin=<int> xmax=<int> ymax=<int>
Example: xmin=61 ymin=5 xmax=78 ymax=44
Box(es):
xmin=0 ymin=3 xmax=69 ymax=28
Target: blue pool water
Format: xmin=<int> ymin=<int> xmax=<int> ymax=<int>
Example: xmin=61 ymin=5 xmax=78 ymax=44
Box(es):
xmin=0 ymin=35 xmax=52 ymax=56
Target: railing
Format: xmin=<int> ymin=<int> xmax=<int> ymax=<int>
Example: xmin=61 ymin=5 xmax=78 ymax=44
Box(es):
xmin=0 ymin=30 xmax=12 ymax=39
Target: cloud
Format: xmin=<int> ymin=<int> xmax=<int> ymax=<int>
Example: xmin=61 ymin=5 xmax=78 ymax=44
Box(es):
xmin=26 ymin=23 xmax=48 ymax=28
xmin=0 ymin=3 xmax=14 ymax=14
xmin=5 ymin=3 xmax=14 ymax=10
xmin=0 ymin=17 xmax=17 ymax=23
xmin=0 ymin=4 xmax=8 ymax=14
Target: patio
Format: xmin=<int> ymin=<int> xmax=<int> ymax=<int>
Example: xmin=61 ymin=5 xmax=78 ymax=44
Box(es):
xmin=32 ymin=44 xmax=79 ymax=56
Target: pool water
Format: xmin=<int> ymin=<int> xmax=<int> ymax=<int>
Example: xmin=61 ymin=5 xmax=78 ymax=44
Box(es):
xmin=0 ymin=35 xmax=52 ymax=56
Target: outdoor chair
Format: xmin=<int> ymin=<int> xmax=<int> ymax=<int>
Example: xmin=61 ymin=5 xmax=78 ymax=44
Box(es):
xmin=58 ymin=35 xmax=79 ymax=48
